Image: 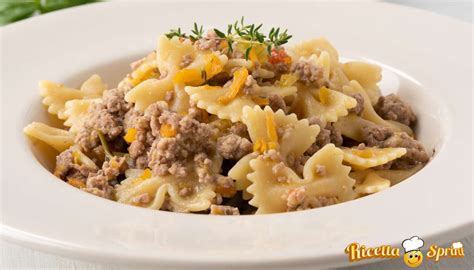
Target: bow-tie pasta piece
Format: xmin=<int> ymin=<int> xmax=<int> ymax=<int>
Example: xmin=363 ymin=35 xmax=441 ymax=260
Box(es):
xmin=125 ymin=36 xmax=194 ymax=111
xmin=228 ymin=152 xmax=258 ymax=200
xmin=342 ymin=61 xmax=382 ymax=105
xmin=333 ymin=115 xmax=379 ymax=142
xmin=242 ymin=106 xmax=319 ymax=158
xmin=341 ymin=147 xmax=407 ymax=170
xmin=23 ymin=122 xmax=74 ymax=152
xmin=288 ymin=38 xmax=339 ymax=63
xmin=63 ymin=99 xmax=101 ymax=134
xmin=354 ymin=172 xmax=391 ymax=195
xmin=40 ymin=74 xmax=106 ymax=119
xmin=119 ymin=52 xmax=159 ymax=89
xmin=350 ymin=164 xmax=423 ymax=187
xmin=247 ymin=144 xmax=356 ymax=214
xmin=291 ymin=87 xmax=356 ymax=126
xmin=116 ymin=157 xmax=222 ymax=213
xmin=343 ymin=80 xmax=413 ymax=134
xmin=229 ymin=106 xmax=319 ymax=198
xmin=185 ymin=70 xmax=296 ymax=122
xmin=125 ymin=35 xmax=228 ymax=113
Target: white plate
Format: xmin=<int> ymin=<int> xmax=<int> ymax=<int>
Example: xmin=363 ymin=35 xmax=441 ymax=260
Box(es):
xmin=0 ymin=1 xmax=472 ymax=269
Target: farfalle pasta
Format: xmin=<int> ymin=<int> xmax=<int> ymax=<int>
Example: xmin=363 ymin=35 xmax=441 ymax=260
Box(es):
xmin=24 ymin=20 xmax=431 ymax=215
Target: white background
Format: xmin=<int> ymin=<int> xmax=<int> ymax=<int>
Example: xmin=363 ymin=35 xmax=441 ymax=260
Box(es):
xmin=1 ymin=0 xmax=472 ymax=269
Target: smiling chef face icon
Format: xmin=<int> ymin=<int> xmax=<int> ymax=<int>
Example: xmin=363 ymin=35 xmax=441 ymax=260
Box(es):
xmin=402 ymin=236 xmax=424 ymax=268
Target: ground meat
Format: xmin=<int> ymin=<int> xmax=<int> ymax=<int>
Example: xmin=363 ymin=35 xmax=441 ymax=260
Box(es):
xmin=124 ymin=104 xmax=165 ymax=168
xmin=103 ymin=88 xmax=130 ymax=115
xmin=374 ymin=94 xmax=416 ymax=126
xmin=217 ymin=134 xmax=252 ymax=160
xmin=148 ymin=108 xmax=217 ymax=180
xmin=268 ymin=93 xmax=287 ymax=113
xmin=54 ymin=148 xmax=97 ymax=181
xmin=286 ymin=187 xmax=306 ymax=209
xmin=382 ymin=132 xmax=430 ymax=169
xmin=85 ymin=171 xmax=114 ymax=200
xmin=229 ymin=122 xmax=249 ymax=138
xmin=194 ymin=30 xmax=221 ymax=51
xmin=84 ymin=156 xmax=127 ymax=200
xmin=348 ymin=93 xmax=364 ymax=115
xmin=362 ymin=125 xmax=394 ymax=146
xmin=194 ymin=153 xmax=215 ymax=184
xmin=76 ymin=88 xmax=130 ymax=156
xmin=102 ymin=156 xmax=128 ymax=181
xmin=291 ymin=59 xmax=325 ymax=86
xmin=242 ymin=75 xmax=258 ymax=96
xmin=148 ymin=102 xmax=174 ymax=137
xmin=305 ymin=118 xmax=343 ymax=156
xmin=210 ymin=205 xmax=240 ymax=215
xmin=261 ymin=149 xmax=283 ymax=162
xmin=286 ymin=154 xmax=309 ymax=176
xmin=286 ymin=186 xmax=338 ymax=211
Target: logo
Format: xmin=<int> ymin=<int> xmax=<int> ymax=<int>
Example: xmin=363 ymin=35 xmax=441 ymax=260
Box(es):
xmin=345 ymin=236 xmax=465 ymax=268
xmin=402 ymin=236 xmax=424 ymax=268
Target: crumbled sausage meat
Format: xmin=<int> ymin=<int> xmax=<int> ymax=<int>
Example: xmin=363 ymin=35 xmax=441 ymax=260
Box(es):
xmin=287 ymin=187 xmax=338 ymax=212
xmin=217 ymin=134 xmax=252 ymax=160
xmin=194 ymin=30 xmax=221 ymax=52
xmin=268 ymin=93 xmax=287 ymax=113
xmin=305 ymin=117 xmax=343 ymax=156
xmin=75 ymin=88 xmax=131 ymax=158
xmin=291 ymin=60 xmax=326 ymax=86
xmin=148 ymin=107 xmax=217 ymax=181
xmin=348 ymin=93 xmax=364 ymax=115
xmin=362 ymin=125 xmax=394 ymax=147
xmin=374 ymin=94 xmax=416 ymax=126
xmin=54 ymin=148 xmax=97 ymax=180
xmin=382 ymin=132 xmax=430 ymax=169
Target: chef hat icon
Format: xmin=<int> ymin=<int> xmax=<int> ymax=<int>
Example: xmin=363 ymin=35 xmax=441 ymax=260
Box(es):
xmin=402 ymin=236 xmax=424 ymax=253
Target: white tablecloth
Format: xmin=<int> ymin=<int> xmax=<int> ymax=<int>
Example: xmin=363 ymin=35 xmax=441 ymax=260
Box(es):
xmin=1 ymin=1 xmax=472 ymax=269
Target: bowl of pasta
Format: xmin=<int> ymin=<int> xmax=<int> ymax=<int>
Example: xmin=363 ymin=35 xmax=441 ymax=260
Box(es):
xmin=1 ymin=1 xmax=472 ymax=269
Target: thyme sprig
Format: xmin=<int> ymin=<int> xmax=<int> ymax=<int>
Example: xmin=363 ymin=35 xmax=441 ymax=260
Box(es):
xmin=189 ymin=22 xmax=204 ymax=41
xmin=165 ymin=27 xmax=187 ymax=39
xmin=165 ymin=17 xmax=292 ymax=60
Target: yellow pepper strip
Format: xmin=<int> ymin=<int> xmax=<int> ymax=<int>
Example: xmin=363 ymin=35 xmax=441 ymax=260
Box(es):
xmin=253 ymin=138 xmax=267 ymax=153
xmin=218 ymin=67 xmax=248 ymax=105
xmin=253 ymin=111 xmax=279 ymax=154
xmin=265 ymin=110 xmax=278 ymax=144
xmin=67 ymin=178 xmax=86 ymax=189
xmin=123 ymin=128 xmax=137 ymax=144
xmin=318 ymin=87 xmax=331 ymax=105
xmin=202 ymin=85 xmax=222 ymax=91
xmin=251 ymin=96 xmax=269 ymax=106
xmin=129 ymin=61 xmax=159 ymax=86
xmin=173 ymin=68 xmax=204 ymax=86
xmin=160 ymin=124 xmax=177 ymax=138
xmin=248 ymin=47 xmax=259 ymax=63
xmin=204 ymin=54 xmax=223 ymax=79
xmin=132 ymin=168 xmax=152 ymax=185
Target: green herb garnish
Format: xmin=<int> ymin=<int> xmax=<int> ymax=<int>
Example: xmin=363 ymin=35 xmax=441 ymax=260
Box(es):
xmin=165 ymin=17 xmax=292 ymax=60
xmin=165 ymin=27 xmax=187 ymax=39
